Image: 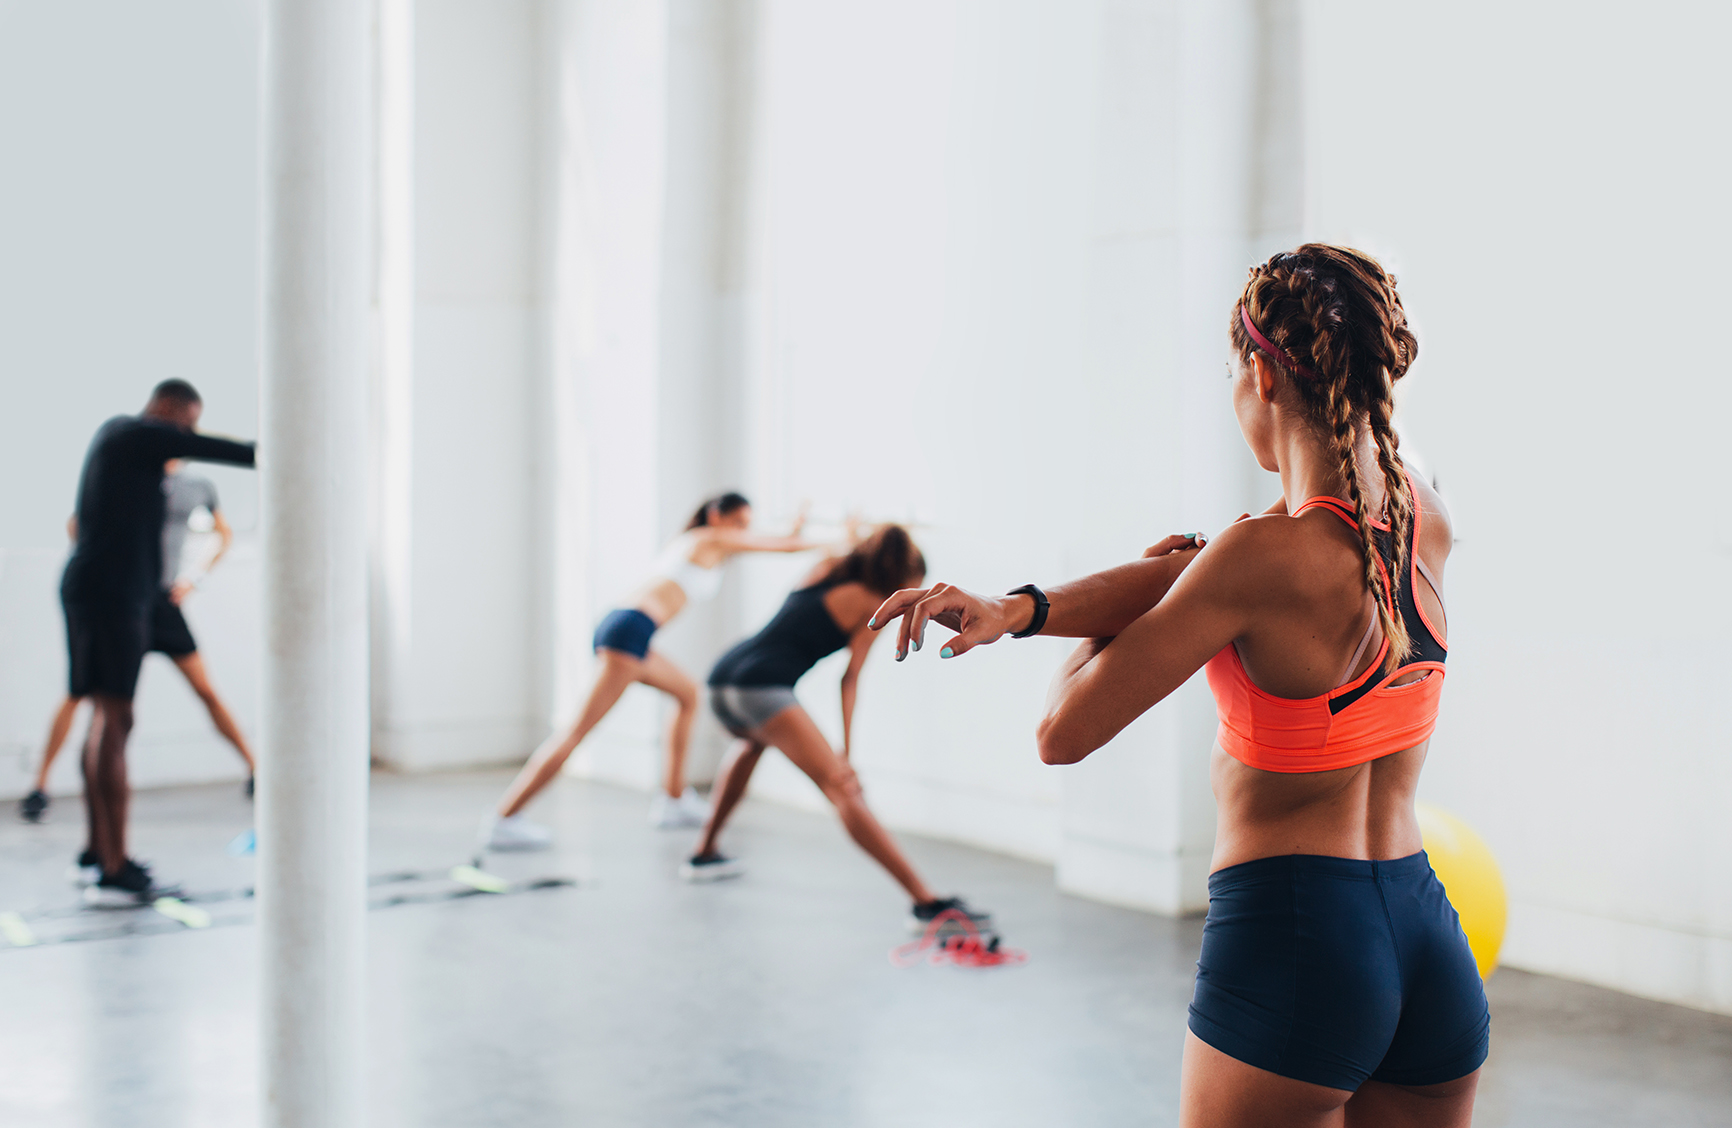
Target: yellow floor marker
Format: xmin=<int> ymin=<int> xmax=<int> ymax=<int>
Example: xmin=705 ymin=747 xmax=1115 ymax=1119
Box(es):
xmin=449 ymin=865 xmax=509 ymax=893
xmin=153 ymin=897 xmax=212 ymax=929
xmin=0 ymin=912 xmax=36 ymax=947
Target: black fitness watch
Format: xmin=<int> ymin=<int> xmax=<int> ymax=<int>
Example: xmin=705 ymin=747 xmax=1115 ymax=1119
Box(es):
xmin=1006 ymin=584 xmax=1050 ymax=638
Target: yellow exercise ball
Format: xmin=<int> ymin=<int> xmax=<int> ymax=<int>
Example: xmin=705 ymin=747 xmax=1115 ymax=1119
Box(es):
xmin=1416 ymin=803 xmax=1507 ymax=980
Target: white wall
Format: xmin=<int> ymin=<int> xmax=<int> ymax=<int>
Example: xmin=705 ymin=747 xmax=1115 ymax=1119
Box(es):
xmin=0 ymin=1 xmax=263 ymax=798
xmin=370 ymin=0 xmax=551 ymax=771
xmin=1301 ymin=1 xmax=1732 ymax=1014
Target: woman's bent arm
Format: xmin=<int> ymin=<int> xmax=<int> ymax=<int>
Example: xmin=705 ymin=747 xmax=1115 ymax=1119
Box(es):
xmin=1036 ymin=530 xmax=1259 ymax=764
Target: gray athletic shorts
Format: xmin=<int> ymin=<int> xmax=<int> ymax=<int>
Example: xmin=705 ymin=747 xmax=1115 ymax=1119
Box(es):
xmin=710 ymin=685 xmax=799 ymax=737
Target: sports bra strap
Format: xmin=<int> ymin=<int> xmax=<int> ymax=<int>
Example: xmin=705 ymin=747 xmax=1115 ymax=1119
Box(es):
xmin=1414 ymin=555 xmax=1443 ymax=603
xmin=1293 ymin=495 xmax=1359 ymax=527
xmin=1337 ymin=610 xmax=1380 ymax=687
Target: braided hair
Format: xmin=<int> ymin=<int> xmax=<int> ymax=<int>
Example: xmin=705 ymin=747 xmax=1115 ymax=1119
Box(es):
xmin=1230 ymin=245 xmax=1420 ymax=672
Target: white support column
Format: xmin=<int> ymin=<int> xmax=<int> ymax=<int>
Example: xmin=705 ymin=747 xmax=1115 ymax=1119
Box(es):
xmin=258 ymin=0 xmax=372 ymax=1124
xmin=369 ymin=0 xmax=415 ymax=766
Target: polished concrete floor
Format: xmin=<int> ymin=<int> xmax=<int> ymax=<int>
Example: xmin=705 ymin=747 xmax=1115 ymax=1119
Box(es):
xmin=1 ymin=770 xmax=1729 ymax=1127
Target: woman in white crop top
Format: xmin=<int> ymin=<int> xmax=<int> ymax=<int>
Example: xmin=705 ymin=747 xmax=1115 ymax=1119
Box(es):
xmin=482 ymin=493 xmax=823 ymax=849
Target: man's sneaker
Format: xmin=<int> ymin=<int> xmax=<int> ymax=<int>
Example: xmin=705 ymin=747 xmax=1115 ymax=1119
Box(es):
xmin=19 ymin=789 xmax=48 ymax=823
xmin=67 ymin=849 xmax=101 ymax=887
xmin=908 ymin=896 xmax=995 ymax=936
xmin=679 ymin=853 xmax=744 ymax=883
xmin=84 ymin=859 xmax=179 ymax=908
xmin=479 ymin=813 xmax=552 ymax=852
xmin=650 ymin=788 xmax=707 ymax=829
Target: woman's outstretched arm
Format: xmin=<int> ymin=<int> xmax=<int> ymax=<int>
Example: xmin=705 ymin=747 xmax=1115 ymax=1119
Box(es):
xmin=868 ymin=533 xmax=1206 ymax=661
xmin=703 ymin=527 xmax=824 ymax=554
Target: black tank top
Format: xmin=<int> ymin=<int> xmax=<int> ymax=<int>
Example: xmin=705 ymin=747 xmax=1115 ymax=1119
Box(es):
xmin=708 ymin=577 xmax=852 ymax=688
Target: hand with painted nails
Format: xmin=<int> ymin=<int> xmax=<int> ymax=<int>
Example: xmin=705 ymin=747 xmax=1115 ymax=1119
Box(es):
xmin=1142 ymin=533 xmax=1206 ymax=559
xmin=869 ymin=531 xmax=1212 ymax=664
xmin=869 ymin=582 xmax=1024 ymax=662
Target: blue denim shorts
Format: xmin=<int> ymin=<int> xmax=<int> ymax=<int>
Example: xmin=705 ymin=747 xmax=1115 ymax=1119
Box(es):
xmin=1187 ymin=851 xmax=1490 ymax=1092
xmin=592 ymin=608 xmax=657 ymax=660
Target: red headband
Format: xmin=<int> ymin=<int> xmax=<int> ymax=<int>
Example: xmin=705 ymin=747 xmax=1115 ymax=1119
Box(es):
xmin=1240 ymin=306 xmax=1319 ymax=381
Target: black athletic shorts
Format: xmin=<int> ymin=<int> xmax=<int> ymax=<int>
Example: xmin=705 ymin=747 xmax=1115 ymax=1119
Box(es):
xmin=147 ymin=589 xmax=198 ymax=658
xmin=64 ymin=601 xmax=151 ymax=700
xmin=1187 ymin=851 xmax=1490 ymax=1092
xmin=64 ymin=591 xmax=197 ymax=700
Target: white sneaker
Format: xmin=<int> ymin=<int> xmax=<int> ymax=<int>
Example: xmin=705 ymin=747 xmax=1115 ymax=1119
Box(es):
xmin=479 ymin=813 xmax=552 ymax=852
xmin=677 ymin=786 xmax=711 ymax=822
xmin=649 ymin=789 xmax=706 ymax=829
xmin=680 ymin=853 xmax=744 ymax=883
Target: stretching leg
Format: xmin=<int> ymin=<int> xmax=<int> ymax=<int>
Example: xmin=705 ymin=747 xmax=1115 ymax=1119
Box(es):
xmin=759 ymin=706 xmax=935 ymax=904
xmin=498 ymin=650 xmax=642 ymax=817
xmin=82 ymin=695 xmax=134 ymax=876
xmin=34 ymin=696 xmax=83 ymax=792
xmin=633 ymin=650 xmax=700 ymax=799
xmin=693 ymin=739 xmax=765 ymax=857
xmin=172 ymin=652 xmax=255 ymax=772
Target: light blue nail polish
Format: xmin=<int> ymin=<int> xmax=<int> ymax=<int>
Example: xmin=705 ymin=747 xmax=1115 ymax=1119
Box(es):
xmin=940 ymin=646 xmax=954 ymax=659
xmin=896 ymin=650 xmax=905 ymax=662
xmin=913 ymin=639 xmax=921 ymax=652
xmin=867 ymin=618 xmax=877 ymax=629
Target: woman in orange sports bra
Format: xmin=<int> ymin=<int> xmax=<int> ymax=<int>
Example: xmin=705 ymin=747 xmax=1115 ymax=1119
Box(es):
xmin=871 ymin=244 xmax=1486 ymax=1128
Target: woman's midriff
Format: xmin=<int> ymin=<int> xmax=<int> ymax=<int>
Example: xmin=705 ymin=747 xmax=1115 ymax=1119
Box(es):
xmin=1207 ymin=739 xmax=1429 ymax=873
xmin=629 ymin=578 xmax=687 ymax=628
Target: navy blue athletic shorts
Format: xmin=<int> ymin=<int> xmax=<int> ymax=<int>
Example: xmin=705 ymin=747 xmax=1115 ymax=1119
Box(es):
xmin=592 ymin=608 xmax=657 ymax=660
xmin=1187 ymin=851 xmax=1490 ymax=1092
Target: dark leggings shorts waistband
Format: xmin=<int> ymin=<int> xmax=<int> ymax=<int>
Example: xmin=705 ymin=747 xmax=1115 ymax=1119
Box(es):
xmin=1207 ymin=850 xmax=1433 ymax=893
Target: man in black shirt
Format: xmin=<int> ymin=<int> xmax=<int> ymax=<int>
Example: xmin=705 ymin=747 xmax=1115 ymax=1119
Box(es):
xmin=62 ymin=379 xmax=256 ymax=905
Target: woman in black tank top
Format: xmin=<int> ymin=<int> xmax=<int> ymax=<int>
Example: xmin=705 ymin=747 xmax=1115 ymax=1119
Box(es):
xmin=686 ymin=526 xmax=994 ymax=935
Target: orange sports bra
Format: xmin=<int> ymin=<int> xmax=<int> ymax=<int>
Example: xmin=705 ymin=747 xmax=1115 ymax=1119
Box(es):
xmin=1204 ymin=472 xmax=1448 ymax=773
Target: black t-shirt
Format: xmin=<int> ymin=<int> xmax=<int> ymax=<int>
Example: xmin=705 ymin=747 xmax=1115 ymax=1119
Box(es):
xmin=60 ymin=415 xmax=256 ymax=610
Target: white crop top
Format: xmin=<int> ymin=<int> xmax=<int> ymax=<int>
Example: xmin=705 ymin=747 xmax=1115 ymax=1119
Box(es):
xmin=651 ymin=536 xmax=724 ymax=602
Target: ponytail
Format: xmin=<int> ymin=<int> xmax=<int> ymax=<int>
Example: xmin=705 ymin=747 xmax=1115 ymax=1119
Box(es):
xmin=686 ymin=491 xmax=751 ymax=531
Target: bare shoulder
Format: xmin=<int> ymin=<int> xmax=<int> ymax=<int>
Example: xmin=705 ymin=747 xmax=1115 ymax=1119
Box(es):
xmin=1175 ymin=514 xmax=1313 ymax=608
xmin=1407 ymin=470 xmax=1454 ymax=568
